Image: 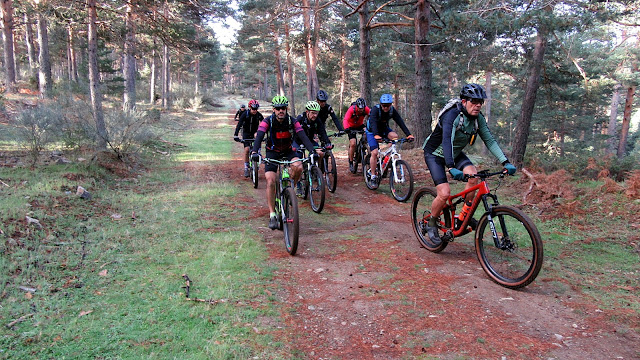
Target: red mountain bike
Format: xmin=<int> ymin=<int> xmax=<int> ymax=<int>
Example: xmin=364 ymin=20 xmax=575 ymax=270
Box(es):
xmin=411 ymin=170 xmax=543 ymax=289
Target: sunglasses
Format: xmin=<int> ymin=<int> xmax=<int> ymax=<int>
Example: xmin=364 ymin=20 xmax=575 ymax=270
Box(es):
xmin=274 ymin=106 xmax=287 ymax=111
xmin=381 ymin=103 xmax=392 ymax=108
xmin=469 ymin=99 xmax=484 ymax=105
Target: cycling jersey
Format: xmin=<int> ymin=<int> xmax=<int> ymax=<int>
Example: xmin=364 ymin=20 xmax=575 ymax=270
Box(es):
xmin=367 ymin=104 xmax=411 ymax=137
xmin=343 ymin=105 xmax=370 ymax=130
xmin=318 ymin=103 xmax=345 ymax=132
xmin=252 ymin=113 xmax=316 ymax=155
xmin=296 ymin=112 xmax=330 ymax=146
xmin=423 ymin=102 xmax=507 ymax=168
xmin=234 ymin=110 xmax=263 ymax=139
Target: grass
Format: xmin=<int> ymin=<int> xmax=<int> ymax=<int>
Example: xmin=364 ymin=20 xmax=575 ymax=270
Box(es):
xmin=0 ymin=115 xmax=286 ymax=358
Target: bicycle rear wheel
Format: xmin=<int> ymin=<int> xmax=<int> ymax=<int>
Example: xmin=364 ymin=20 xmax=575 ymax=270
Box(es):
xmin=282 ymin=187 xmax=299 ymax=255
xmin=362 ymin=154 xmax=379 ymax=190
xmin=309 ymin=166 xmax=325 ymax=213
xmin=324 ymin=152 xmax=337 ymax=193
xmin=389 ymin=159 xmax=413 ymax=202
xmin=475 ymin=205 xmax=543 ymax=289
xmin=411 ymin=187 xmax=449 ymax=252
xmin=251 ymin=160 xmax=259 ymax=188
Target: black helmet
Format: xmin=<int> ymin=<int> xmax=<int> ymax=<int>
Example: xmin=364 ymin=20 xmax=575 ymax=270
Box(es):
xmin=240 ymin=104 xmax=246 ymax=109
xmin=460 ymin=84 xmax=487 ymax=100
xmin=316 ymin=90 xmax=328 ymax=101
xmin=355 ymin=98 xmax=366 ymax=109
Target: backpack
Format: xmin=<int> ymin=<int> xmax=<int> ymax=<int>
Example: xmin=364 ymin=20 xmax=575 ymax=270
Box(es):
xmin=438 ymin=99 xmax=478 ymax=145
xmin=366 ymin=104 xmax=394 ymax=132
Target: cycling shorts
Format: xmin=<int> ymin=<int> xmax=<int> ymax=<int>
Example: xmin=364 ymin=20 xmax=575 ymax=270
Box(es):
xmin=346 ymin=125 xmax=366 ymax=140
xmin=424 ymin=151 xmax=473 ymax=186
xmin=366 ymin=127 xmax=392 ymax=151
xmin=264 ymin=149 xmax=299 ymax=173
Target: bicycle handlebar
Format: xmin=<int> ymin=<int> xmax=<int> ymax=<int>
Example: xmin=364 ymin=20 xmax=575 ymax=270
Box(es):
xmin=464 ymin=170 xmax=507 ymax=181
xmin=380 ymin=137 xmax=414 ymax=144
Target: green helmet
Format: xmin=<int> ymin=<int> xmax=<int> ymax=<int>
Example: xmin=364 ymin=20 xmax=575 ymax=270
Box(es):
xmin=305 ymin=100 xmax=320 ymax=111
xmin=271 ymin=95 xmax=289 ymax=107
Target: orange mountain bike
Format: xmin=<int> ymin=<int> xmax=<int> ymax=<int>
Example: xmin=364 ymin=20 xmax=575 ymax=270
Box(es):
xmin=411 ymin=170 xmax=543 ymax=289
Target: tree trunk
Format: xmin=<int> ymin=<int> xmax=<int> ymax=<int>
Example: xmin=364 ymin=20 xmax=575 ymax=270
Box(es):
xmin=150 ymin=41 xmax=157 ymax=104
xmin=1 ymin=0 xmax=16 ymax=92
xmin=284 ymin=0 xmax=296 ymax=115
xmin=309 ymin=0 xmax=320 ymax=93
xmin=482 ymin=70 xmax=493 ymax=156
xmin=67 ymin=24 xmax=78 ymax=82
xmin=511 ymin=15 xmax=549 ymax=168
xmin=302 ymin=0 xmax=313 ymax=99
xmin=339 ymin=35 xmax=347 ymax=118
xmin=162 ymin=42 xmax=170 ymax=108
xmin=412 ymin=0 xmax=432 ymax=146
xmin=607 ymin=84 xmax=620 ymax=155
xmin=123 ymin=2 xmax=136 ymax=113
xmin=194 ymin=58 xmax=200 ymax=95
xmin=37 ymin=13 xmax=52 ymax=98
xmin=270 ymin=23 xmax=286 ymax=96
xmin=24 ymin=12 xmax=37 ymax=80
xmin=87 ymin=0 xmax=108 ymax=149
xmin=617 ymin=85 xmax=635 ymax=158
xmin=358 ymin=1 xmax=371 ymax=104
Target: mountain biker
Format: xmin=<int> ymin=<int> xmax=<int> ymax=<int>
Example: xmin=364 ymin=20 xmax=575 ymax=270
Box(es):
xmin=316 ymin=90 xmax=345 ymax=133
xmin=234 ymin=99 xmax=263 ymax=177
xmin=422 ymin=83 xmax=516 ymax=244
xmin=251 ymin=95 xmax=318 ymax=230
xmin=343 ymin=97 xmax=369 ymax=169
xmin=367 ymin=93 xmax=414 ymax=188
xmin=294 ymin=100 xmax=333 ymax=195
xmin=234 ymin=104 xmax=246 ymax=121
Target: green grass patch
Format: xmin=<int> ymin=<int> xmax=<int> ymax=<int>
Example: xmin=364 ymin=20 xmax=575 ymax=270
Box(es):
xmin=0 ymin=115 xmax=286 ymax=359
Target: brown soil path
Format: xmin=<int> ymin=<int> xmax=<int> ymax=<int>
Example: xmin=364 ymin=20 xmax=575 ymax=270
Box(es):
xmin=222 ymin=100 xmax=639 ymax=359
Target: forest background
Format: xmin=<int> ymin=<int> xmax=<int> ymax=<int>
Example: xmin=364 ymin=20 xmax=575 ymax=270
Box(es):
xmin=0 ymin=0 xmax=637 ymax=175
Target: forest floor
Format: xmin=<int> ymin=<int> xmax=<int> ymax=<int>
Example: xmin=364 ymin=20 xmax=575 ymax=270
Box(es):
xmin=218 ymin=96 xmax=639 ymax=359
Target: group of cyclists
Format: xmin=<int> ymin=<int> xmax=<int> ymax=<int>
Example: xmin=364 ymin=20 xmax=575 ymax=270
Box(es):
xmin=234 ymin=84 xmax=516 ymax=242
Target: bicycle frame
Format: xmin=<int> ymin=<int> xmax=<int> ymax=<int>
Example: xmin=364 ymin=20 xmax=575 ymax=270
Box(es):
xmin=376 ymin=140 xmax=403 ymax=179
xmin=439 ymin=171 xmax=503 ymax=240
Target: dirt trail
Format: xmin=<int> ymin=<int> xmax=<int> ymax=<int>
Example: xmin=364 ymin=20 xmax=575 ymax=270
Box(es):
xmin=221 ymin=99 xmax=639 ymax=359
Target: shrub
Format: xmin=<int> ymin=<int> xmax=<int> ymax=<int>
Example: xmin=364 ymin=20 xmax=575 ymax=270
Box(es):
xmin=14 ymin=105 xmax=65 ymax=165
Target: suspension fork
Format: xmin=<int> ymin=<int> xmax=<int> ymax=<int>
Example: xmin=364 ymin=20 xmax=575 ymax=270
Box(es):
xmin=481 ymin=193 xmax=510 ymax=248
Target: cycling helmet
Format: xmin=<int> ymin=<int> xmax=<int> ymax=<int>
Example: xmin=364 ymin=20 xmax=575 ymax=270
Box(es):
xmin=316 ymin=90 xmax=328 ymax=101
xmin=460 ymin=83 xmax=487 ymax=99
xmin=248 ymin=99 xmax=259 ymax=109
xmin=305 ymin=100 xmax=321 ymax=111
xmin=271 ymin=95 xmax=289 ymax=107
xmin=355 ymin=98 xmax=366 ymax=109
xmin=379 ymin=93 xmax=393 ymax=104
xmin=240 ymin=104 xmax=246 ymax=109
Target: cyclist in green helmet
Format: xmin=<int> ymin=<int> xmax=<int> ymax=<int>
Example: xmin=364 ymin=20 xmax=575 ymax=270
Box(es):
xmin=293 ymin=100 xmax=333 ymax=196
xmin=251 ymin=95 xmax=318 ymax=229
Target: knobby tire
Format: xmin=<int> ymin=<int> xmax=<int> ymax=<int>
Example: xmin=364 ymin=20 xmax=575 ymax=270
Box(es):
xmin=282 ymin=187 xmax=299 ymax=255
xmin=251 ymin=160 xmax=259 ymax=189
xmin=475 ymin=205 xmax=543 ymax=289
xmin=389 ymin=159 xmax=413 ymax=202
xmin=411 ymin=187 xmax=449 ymax=253
xmin=325 ymin=152 xmax=337 ymax=193
xmin=309 ymin=166 xmax=325 ymax=213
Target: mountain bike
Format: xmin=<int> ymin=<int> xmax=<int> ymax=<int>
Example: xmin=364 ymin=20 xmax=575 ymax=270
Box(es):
xmin=348 ymin=129 xmax=368 ymax=174
xmin=363 ymin=138 xmax=414 ymax=202
xmin=297 ymin=145 xmax=325 ymax=213
xmin=411 ymin=170 xmax=543 ymax=289
xmin=322 ymin=132 xmax=344 ymax=193
xmin=243 ymin=139 xmax=260 ymax=188
xmin=260 ymin=156 xmax=302 ymax=255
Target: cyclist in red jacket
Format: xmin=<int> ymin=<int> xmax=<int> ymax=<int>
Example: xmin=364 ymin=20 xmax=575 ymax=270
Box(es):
xmin=343 ymin=98 xmax=369 ymax=169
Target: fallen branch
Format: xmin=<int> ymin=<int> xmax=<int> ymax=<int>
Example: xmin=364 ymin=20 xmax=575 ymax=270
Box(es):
xmin=181 ymin=274 xmax=226 ymax=306
xmin=0 ymin=179 xmax=9 ymax=187
xmin=521 ymin=168 xmax=538 ymax=205
xmin=6 ymin=313 xmax=34 ymax=328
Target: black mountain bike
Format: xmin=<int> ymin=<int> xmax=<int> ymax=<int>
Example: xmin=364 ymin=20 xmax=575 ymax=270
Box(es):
xmin=298 ymin=145 xmax=326 ymax=213
xmin=348 ymin=129 xmax=368 ymax=174
xmin=322 ymin=132 xmax=344 ymax=193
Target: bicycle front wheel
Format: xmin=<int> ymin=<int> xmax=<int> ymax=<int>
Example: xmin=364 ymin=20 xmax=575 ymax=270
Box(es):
xmin=324 ymin=152 xmax=337 ymax=193
xmin=475 ymin=205 xmax=543 ymax=289
xmin=282 ymin=187 xmax=299 ymax=255
xmin=309 ymin=166 xmax=325 ymax=213
xmin=251 ymin=160 xmax=259 ymax=188
xmin=389 ymin=159 xmax=413 ymax=202
xmin=411 ymin=187 xmax=449 ymax=253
